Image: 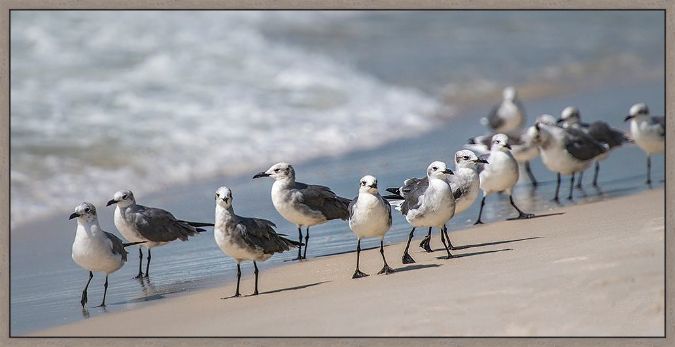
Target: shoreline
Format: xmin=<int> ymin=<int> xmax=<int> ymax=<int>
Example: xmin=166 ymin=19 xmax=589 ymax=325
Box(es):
xmin=33 ymin=189 xmax=665 ymax=337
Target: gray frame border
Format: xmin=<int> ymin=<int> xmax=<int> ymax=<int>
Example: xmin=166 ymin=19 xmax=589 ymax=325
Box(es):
xmin=0 ymin=1 xmax=672 ymax=346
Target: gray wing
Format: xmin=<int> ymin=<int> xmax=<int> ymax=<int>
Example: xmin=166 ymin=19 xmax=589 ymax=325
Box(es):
xmin=104 ymin=231 xmax=129 ymax=262
xmin=652 ymin=116 xmax=665 ymax=137
xmin=486 ymin=104 xmax=504 ymax=130
xmin=564 ymin=128 xmax=608 ymax=161
xmin=587 ymin=121 xmax=628 ymax=148
xmin=348 ymin=195 xmax=358 ymax=220
xmin=237 ymin=217 xmax=298 ymax=254
xmin=515 ymin=99 xmax=527 ymax=124
xmin=378 ymin=194 xmax=393 ymax=227
xmin=127 ymin=205 xmax=201 ymax=242
xmin=399 ymin=177 xmax=428 ymax=215
xmin=476 ymin=153 xmax=490 ymax=174
xmin=294 ymin=182 xmax=350 ymax=220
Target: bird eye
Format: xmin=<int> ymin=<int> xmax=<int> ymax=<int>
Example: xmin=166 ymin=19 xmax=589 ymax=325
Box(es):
xmin=463 ymin=156 xmax=469 ymax=160
xmin=122 ymin=194 xmax=127 ymax=200
xmin=274 ymin=168 xmax=280 ymax=172
xmin=432 ymin=166 xmax=438 ymax=170
xmin=84 ymin=208 xmax=90 ymax=213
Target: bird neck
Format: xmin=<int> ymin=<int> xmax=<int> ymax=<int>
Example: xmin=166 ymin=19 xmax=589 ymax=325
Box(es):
xmin=215 ymin=205 xmax=236 ymax=227
xmin=274 ymin=176 xmax=295 ymax=189
xmin=77 ymin=219 xmax=102 ymax=238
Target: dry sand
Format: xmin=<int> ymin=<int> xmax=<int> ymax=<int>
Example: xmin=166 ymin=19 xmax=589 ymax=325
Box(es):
xmin=34 ymin=189 xmax=664 ymax=337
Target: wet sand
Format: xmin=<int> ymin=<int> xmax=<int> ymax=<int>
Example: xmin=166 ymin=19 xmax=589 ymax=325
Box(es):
xmin=35 ymin=189 xmax=664 ymax=337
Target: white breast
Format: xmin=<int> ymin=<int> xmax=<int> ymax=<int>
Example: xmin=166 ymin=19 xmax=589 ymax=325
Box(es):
xmin=271 ymin=182 xmax=325 ymax=226
xmin=407 ymin=178 xmax=455 ymax=228
xmin=452 ymin=169 xmax=480 ymax=215
xmin=632 ymin=120 xmax=664 ymax=155
xmin=479 ymin=151 xmax=519 ymax=195
xmin=349 ymin=193 xmax=390 ymax=239
xmin=72 ymin=225 xmax=124 ymax=274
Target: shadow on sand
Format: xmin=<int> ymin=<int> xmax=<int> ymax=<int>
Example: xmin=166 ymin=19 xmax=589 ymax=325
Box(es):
xmin=449 ymin=236 xmax=542 ymax=251
xmin=436 ymin=248 xmax=512 ymax=260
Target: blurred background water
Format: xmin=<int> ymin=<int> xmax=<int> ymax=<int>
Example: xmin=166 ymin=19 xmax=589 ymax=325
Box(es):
xmin=10 ymin=11 xmax=664 ymax=335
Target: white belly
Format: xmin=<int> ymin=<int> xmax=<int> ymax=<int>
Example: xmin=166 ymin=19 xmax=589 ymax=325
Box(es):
xmin=455 ymin=180 xmax=479 ymax=215
xmin=214 ymin=228 xmax=270 ymax=263
xmin=72 ymin=235 xmax=124 ymax=274
xmin=479 ymin=152 xmax=519 ymax=194
xmin=632 ymin=122 xmax=664 ymax=154
xmin=406 ymin=181 xmax=455 ymax=228
xmin=271 ymin=184 xmax=325 ymax=226
xmin=540 ymin=147 xmax=589 ymax=175
xmin=349 ymin=195 xmax=390 ymax=239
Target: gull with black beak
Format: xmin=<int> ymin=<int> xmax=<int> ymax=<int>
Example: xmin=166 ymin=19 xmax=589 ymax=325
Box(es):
xmin=214 ymin=186 xmax=301 ymax=297
xmin=528 ymin=120 xmax=607 ymax=202
xmin=69 ymin=202 xmax=144 ymax=307
xmin=474 ymin=134 xmax=534 ymax=224
xmin=253 ymin=162 xmax=351 ymax=260
xmin=418 ymin=150 xmax=487 ymax=252
xmin=624 ymin=103 xmax=664 ymax=185
xmin=348 ymin=175 xmax=394 ymax=279
xmin=107 ymin=190 xmax=212 ymax=278
xmin=558 ymin=106 xmax=629 ymax=187
xmin=384 ymin=161 xmax=456 ymax=263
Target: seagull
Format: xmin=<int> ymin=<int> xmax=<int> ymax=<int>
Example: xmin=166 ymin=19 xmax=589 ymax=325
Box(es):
xmin=69 ymin=202 xmax=144 ymax=307
xmin=481 ymin=86 xmax=527 ymax=137
xmin=107 ymin=190 xmax=212 ymax=278
xmin=384 ymin=161 xmax=456 ymax=263
xmin=474 ymin=134 xmax=534 ymax=224
xmin=527 ymin=121 xmax=608 ymax=202
xmin=466 ymin=129 xmax=539 ymax=187
xmin=624 ymin=103 xmax=664 ymax=185
xmin=214 ymin=186 xmax=300 ymax=297
xmin=348 ymin=175 xmax=394 ymax=279
xmin=558 ymin=106 xmax=629 ymax=187
xmin=253 ymin=162 xmax=351 ymax=260
xmin=418 ymin=150 xmax=487 ymax=252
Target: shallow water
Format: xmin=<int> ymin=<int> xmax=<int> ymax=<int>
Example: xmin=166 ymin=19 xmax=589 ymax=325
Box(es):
xmin=10 ymin=79 xmax=664 ymax=335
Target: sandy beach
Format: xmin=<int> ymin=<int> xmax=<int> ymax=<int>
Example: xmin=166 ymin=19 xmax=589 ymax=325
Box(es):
xmin=34 ymin=189 xmax=664 ymax=337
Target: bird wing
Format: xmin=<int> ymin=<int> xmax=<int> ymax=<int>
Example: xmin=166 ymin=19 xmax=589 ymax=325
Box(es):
xmin=486 ymin=104 xmax=504 ymax=130
xmin=587 ymin=121 xmax=628 ymax=148
xmin=237 ymin=216 xmax=298 ymax=254
xmin=399 ymin=176 xmax=428 ymax=215
xmin=652 ymin=116 xmax=665 ymax=137
xmin=348 ymin=195 xmax=358 ymax=220
xmin=378 ymin=194 xmax=393 ymax=227
xmin=294 ymin=181 xmax=350 ymax=220
xmin=127 ymin=205 xmax=201 ymax=242
xmin=563 ymin=128 xmax=608 ymax=161
xmin=103 ymin=231 xmax=129 ymax=262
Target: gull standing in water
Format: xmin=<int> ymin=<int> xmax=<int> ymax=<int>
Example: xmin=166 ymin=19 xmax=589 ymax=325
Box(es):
xmin=466 ymin=130 xmax=539 ymax=187
xmin=70 ymin=202 xmax=144 ymax=307
xmin=558 ymin=106 xmax=629 ymax=187
xmin=214 ymin=186 xmax=300 ymax=297
xmin=384 ymin=161 xmax=456 ymax=263
xmin=348 ymin=175 xmax=394 ymax=279
xmin=418 ymin=150 xmax=487 ymax=252
xmin=107 ymin=190 xmax=212 ymax=278
xmin=481 ymin=86 xmax=527 ymax=137
xmin=624 ymin=103 xmax=664 ymax=185
xmin=528 ymin=121 xmax=607 ymax=201
xmin=474 ymin=134 xmax=534 ymax=224
xmin=253 ymin=162 xmax=351 ymax=260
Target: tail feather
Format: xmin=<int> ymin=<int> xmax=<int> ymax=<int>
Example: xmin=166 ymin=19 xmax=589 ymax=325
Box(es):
xmin=179 ymin=220 xmax=215 ymax=227
xmin=385 ymin=187 xmax=401 ymax=195
xmin=123 ymin=241 xmax=146 ymax=248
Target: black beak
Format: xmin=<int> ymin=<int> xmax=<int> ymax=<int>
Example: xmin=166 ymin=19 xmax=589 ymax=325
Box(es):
xmin=443 ymin=168 xmax=454 ymax=175
xmin=504 ymin=144 xmax=512 ymax=150
xmin=474 ymin=159 xmax=489 ymax=164
xmin=624 ymin=115 xmax=634 ymax=122
xmin=69 ymin=212 xmax=79 ymax=220
xmin=106 ymin=199 xmax=116 ymax=206
xmin=369 ymin=184 xmax=378 ymax=189
xmin=252 ymin=172 xmax=270 ymax=179
xmin=556 ymin=118 xmax=564 ymax=124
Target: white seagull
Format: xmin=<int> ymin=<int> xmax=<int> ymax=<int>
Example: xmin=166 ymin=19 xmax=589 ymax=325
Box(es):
xmin=348 ymin=175 xmax=394 ymax=279
xmin=624 ymin=103 xmax=664 ymax=185
xmin=70 ymin=202 xmax=144 ymax=307
xmin=253 ymin=162 xmax=351 ymax=260
xmin=214 ymin=186 xmax=300 ymax=297
xmin=474 ymin=134 xmax=534 ymax=224
xmin=107 ymin=190 xmax=212 ymax=278
xmin=481 ymin=86 xmax=527 ymax=137
xmin=384 ymin=161 xmax=456 ymax=263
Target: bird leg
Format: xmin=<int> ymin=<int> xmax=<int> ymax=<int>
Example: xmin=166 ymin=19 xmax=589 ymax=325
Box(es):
xmin=575 ymin=171 xmax=583 ymax=189
xmin=293 ymin=226 xmax=303 ymax=261
xmin=592 ymin=161 xmax=600 ymax=187
xmin=233 ymin=263 xmax=242 ymax=297
xmin=646 ymin=155 xmax=652 ymax=186
xmin=443 ymin=225 xmax=455 ymax=250
xmin=377 ymin=240 xmax=395 ymax=275
xmin=352 ymin=239 xmax=369 ymax=279
xmin=508 ymin=195 xmax=535 ymax=219
xmin=134 ymin=247 xmax=143 ymax=279
xmin=80 ymin=271 xmax=93 ymax=308
xmin=568 ymin=173 xmax=575 ymax=200
xmin=96 ymin=275 xmax=108 ymax=307
xmin=552 ymin=173 xmax=561 ymax=203
xmin=439 ymin=226 xmax=453 ymax=259
xmin=253 ymin=261 xmax=259 ymax=295
xmin=302 ymin=226 xmax=310 ymax=259
xmin=402 ymin=227 xmax=416 ymax=264
xmin=474 ymin=196 xmax=486 ymax=224
xmin=144 ymin=248 xmax=151 ymax=278
xmin=419 ymin=227 xmax=432 ymax=252
xmin=525 ymin=161 xmax=538 ymax=187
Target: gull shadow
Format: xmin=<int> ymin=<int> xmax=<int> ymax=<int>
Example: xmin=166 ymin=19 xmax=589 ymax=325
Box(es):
xmin=393 ymin=263 xmax=441 ymax=273
xmin=511 ymin=212 xmax=565 ymax=220
xmin=311 ymin=246 xmax=382 ymax=259
xmin=258 ymin=281 xmax=329 ymax=296
xmin=450 ymin=236 xmax=542 ymax=250
xmin=437 ymin=248 xmax=512 ymax=260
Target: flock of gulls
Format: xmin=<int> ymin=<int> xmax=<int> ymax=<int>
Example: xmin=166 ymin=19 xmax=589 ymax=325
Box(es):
xmin=69 ymin=87 xmax=664 ymax=307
